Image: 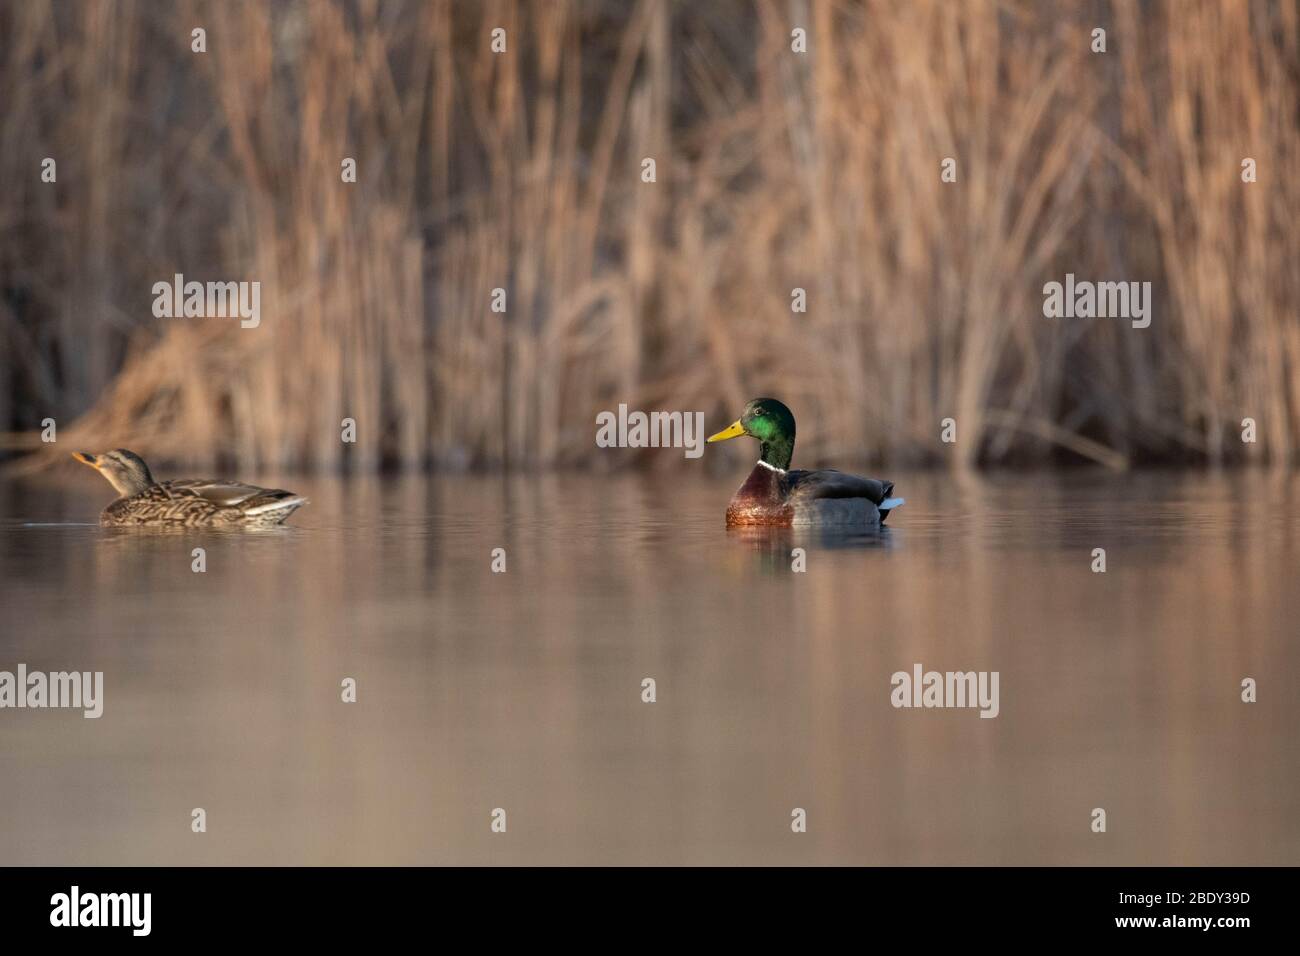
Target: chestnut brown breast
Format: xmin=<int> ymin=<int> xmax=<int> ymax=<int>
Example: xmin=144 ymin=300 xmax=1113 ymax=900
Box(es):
xmin=725 ymin=463 xmax=794 ymax=527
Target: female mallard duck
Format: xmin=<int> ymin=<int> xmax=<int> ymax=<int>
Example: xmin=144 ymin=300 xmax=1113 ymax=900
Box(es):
xmin=73 ymin=449 xmax=307 ymax=528
xmin=706 ymin=399 xmax=903 ymax=528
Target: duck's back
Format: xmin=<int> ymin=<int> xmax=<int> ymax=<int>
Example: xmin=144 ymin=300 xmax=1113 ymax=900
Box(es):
xmin=102 ymin=480 xmax=306 ymax=527
xmin=787 ymin=469 xmax=892 ymax=505
xmin=787 ymin=469 xmax=898 ymax=526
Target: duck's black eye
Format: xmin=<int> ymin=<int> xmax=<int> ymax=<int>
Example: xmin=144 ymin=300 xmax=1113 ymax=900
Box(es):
xmin=753 ymin=407 xmax=766 ymax=417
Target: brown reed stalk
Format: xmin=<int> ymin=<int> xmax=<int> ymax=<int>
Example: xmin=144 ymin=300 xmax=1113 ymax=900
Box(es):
xmin=0 ymin=0 xmax=1295 ymax=473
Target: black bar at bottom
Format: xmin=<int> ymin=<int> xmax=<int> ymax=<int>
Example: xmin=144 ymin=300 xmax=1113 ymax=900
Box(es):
xmin=0 ymin=866 xmax=1281 ymax=941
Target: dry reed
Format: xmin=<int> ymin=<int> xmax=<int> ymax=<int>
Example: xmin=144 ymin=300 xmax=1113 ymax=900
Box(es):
xmin=0 ymin=0 xmax=1296 ymax=472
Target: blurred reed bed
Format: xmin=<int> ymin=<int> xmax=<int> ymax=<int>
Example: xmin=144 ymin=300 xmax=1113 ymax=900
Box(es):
xmin=0 ymin=0 xmax=1296 ymax=472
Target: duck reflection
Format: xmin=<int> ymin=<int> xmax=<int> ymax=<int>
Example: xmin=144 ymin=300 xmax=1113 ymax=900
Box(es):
xmin=726 ymin=522 xmax=895 ymax=572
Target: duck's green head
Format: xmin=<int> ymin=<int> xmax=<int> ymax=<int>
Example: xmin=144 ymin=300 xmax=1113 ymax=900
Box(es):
xmin=707 ymin=398 xmax=796 ymax=469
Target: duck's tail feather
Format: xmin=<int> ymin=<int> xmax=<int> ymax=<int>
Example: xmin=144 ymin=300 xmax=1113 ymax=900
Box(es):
xmin=878 ymin=496 xmax=904 ymax=523
xmin=242 ymin=494 xmax=309 ymax=520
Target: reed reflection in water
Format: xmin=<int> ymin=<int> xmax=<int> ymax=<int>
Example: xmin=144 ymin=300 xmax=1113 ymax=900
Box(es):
xmin=0 ymin=471 xmax=1297 ymax=864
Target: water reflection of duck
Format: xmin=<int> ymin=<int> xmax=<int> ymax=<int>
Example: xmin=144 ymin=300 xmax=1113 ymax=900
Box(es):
xmin=73 ymin=450 xmax=307 ymax=528
xmin=706 ymin=399 xmax=902 ymax=529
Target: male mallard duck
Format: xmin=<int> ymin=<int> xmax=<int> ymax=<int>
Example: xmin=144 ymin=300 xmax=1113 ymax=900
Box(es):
xmin=706 ymin=398 xmax=903 ymax=528
xmin=73 ymin=449 xmax=307 ymax=528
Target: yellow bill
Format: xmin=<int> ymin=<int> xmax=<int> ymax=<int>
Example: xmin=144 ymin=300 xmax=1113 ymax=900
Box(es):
xmin=73 ymin=452 xmax=99 ymax=468
xmin=706 ymin=420 xmax=746 ymax=443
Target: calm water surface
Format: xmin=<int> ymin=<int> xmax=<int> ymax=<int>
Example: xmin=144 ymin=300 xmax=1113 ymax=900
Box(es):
xmin=1 ymin=469 xmax=1297 ymax=865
